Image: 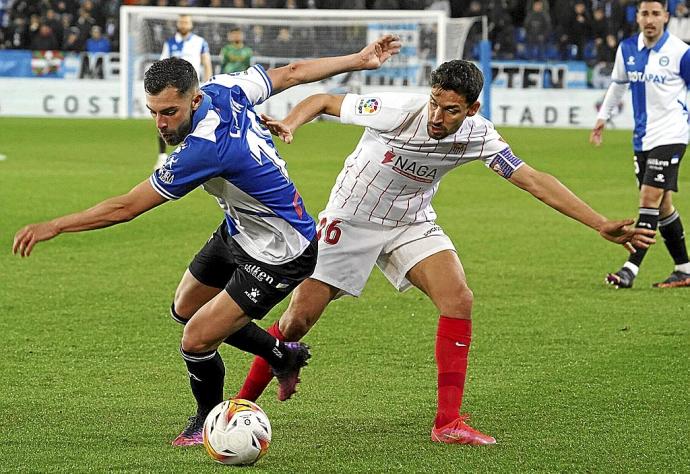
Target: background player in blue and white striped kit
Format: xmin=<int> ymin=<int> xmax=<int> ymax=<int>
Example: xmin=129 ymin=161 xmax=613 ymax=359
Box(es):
xmin=12 ymin=35 xmax=402 ymax=446
xmin=591 ymin=0 xmax=690 ymax=288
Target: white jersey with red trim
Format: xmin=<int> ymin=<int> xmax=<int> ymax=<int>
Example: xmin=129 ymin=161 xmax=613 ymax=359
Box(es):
xmin=324 ymin=92 xmax=522 ymax=226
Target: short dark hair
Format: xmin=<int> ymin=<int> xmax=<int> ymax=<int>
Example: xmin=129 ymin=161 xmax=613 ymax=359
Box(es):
xmin=144 ymin=57 xmax=199 ymax=96
xmin=637 ymin=0 xmax=667 ymax=7
xmin=430 ymin=60 xmax=483 ymax=104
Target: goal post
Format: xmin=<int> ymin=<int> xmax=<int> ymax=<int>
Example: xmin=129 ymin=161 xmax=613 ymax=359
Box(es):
xmin=119 ymin=6 xmax=490 ymax=119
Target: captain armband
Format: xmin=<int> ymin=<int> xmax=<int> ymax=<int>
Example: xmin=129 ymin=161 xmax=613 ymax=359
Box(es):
xmin=488 ymin=148 xmax=524 ymax=179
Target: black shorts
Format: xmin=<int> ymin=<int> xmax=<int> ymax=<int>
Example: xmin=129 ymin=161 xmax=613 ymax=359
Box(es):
xmin=188 ymin=222 xmax=317 ymax=319
xmin=634 ymin=144 xmax=685 ymax=192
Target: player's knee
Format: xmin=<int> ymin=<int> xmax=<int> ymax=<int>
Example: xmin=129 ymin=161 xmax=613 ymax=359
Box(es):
xmin=281 ymin=308 xmax=321 ymax=340
xmin=181 ymin=326 xmax=212 ymax=353
xmin=438 ymin=284 xmax=473 ymax=318
xmin=170 ymin=302 xmax=191 ymax=325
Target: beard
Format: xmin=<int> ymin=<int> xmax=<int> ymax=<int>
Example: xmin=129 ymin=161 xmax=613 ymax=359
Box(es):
xmin=160 ymin=116 xmax=192 ymax=146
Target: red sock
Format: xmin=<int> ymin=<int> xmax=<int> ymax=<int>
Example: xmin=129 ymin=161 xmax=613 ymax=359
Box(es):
xmin=434 ymin=316 xmax=471 ymax=428
xmin=236 ymin=322 xmax=285 ymax=401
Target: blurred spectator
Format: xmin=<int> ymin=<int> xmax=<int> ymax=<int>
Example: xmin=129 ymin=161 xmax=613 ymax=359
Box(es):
xmin=5 ymin=16 xmax=29 ymax=49
xmin=86 ymin=25 xmax=111 ymax=52
xmin=63 ymin=26 xmax=82 ymax=51
xmin=591 ymin=7 xmax=610 ymax=54
xmin=272 ymin=26 xmax=298 ymax=56
xmin=490 ymin=1 xmax=516 ymax=58
xmin=220 ymin=27 xmax=252 ymax=72
xmin=31 ymin=23 xmax=59 ymax=50
xmin=674 ymin=2 xmax=689 ymax=17
xmin=44 ymin=9 xmax=64 ymax=46
xmin=104 ymin=16 xmax=119 ymax=50
xmin=560 ymin=1 xmax=591 ymax=60
xmin=524 ymin=0 xmax=551 ymax=60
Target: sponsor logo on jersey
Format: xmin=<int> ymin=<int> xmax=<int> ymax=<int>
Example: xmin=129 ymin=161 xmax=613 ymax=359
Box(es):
xmin=627 ymin=71 xmax=667 ymax=84
xmin=158 ymin=167 xmax=174 ymax=184
xmin=381 ymin=155 xmax=438 ymax=183
xmin=242 ymin=264 xmax=275 ymax=284
xmin=356 ymin=97 xmax=380 ymax=115
xmin=244 ymin=287 xmax=261 ymax=303
xmin=659 ymin=56 xmax=670 ymax=66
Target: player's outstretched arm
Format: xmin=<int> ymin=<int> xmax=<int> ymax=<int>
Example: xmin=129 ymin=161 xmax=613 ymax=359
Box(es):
xmin=260 ymin=94 xmax=345 ymax=144
xmin=12 ymin=180 xmax=167 ymax=257
xmin=507 ymin=164 xmax=656 ymax=253
xmin=266 ymin=35 xmax=401 ymax=94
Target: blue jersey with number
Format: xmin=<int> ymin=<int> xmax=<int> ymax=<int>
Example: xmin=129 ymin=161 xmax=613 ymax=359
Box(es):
xmin=149 ymin=65 xmax=315 ymax=265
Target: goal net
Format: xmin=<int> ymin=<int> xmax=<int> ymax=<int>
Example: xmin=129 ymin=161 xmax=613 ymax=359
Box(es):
xmin=119 ymin=6 xmax=487 ymax=118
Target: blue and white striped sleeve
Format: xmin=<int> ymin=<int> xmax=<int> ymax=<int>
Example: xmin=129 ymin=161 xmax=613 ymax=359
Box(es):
xmin=204 ymin=65 xmax=273 ymax=105
xmin=679 ymin=48 xmax=690 ymax=86
xmin=149 ymin=137 xmax=220 ymax=200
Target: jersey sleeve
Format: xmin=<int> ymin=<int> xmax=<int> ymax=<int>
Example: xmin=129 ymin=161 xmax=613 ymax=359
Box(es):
xmin=204 ymin=64 xmax=272 ymax=105
xmin=339 ymin=93 xmax=416 ymax=132
xmin=611 ymin=44 xmax=628 ymax=84
xmin=149 ymin=137 xmax=221 ymax=200
xmin=679 ymin=47 xmax=690 ymax=86
xmin=201 ymin=38 xmax=209 ymax=55
xmin=160 ymin=40 xmax=170 ymax=60
xmin=480 ymin=134 xmax=524 ymax=180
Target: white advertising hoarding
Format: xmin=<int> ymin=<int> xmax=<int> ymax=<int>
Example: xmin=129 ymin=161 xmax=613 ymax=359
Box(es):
xmin=0 ymin=78 xmax=636 ymax=130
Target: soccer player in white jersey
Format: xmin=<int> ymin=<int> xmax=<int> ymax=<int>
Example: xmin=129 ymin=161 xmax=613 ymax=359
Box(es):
xmin=12 ymin=35 xmax=402 ymax=446
xmin=236 ymin=60 xmax=657 ymax=445
xmin=155 ymin=14 xmax=213 ymax=170
xmin=591 ymin=0 xmax=690 ymax=289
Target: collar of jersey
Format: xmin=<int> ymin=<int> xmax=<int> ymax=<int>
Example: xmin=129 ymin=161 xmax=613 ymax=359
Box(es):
xmin=174 ymin=32 xmax=193 ymax=43
xmin=191 ymin=92 xmax=212 ymax=131
xmin=637 ymin=30 xmax=669 ymax=52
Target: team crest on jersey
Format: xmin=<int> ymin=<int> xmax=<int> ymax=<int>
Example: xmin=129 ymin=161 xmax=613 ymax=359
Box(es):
xmin=659 ymin=56 xmax=669 ymax=66
xmin=449 ymin=143 xmax=467 ymax=155
xmin=356 ymin=97 xmax=380 ymax=115
xmin=627 ymin=56 xmax=635 ymax=66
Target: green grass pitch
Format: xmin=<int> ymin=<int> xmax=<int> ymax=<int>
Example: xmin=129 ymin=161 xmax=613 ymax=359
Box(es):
xmin=1 ymin=117 xmax=688 ymax=472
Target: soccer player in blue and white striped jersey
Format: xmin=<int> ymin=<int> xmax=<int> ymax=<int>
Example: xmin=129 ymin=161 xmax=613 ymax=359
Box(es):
xmin=12 ymin=35 xmax=402 ymax=446
xmin=592 ymin=0 xmax=690 ymax=288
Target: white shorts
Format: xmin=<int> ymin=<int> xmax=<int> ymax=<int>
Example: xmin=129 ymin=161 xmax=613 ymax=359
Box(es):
xmin=311 ymin=214 xmax=456 ymax=297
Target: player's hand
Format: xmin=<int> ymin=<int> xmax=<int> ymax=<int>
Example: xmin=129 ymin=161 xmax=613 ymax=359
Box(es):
xmin=589 ymin=119 xmax=605 ymax=147
xmin=598 ymin=218 xmax=656 ymax=254
xmin=359 ymin=34 xmax=401 ymax=70
xmin=12 ymin=221 xmax=60 ymax=257
xmin=260 ymin=113 xmax=293 ymax=144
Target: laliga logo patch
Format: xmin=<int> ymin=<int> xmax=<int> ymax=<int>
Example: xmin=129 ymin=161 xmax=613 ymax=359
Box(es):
xmin=356 ymin=97 xmax=380 ymax=115
xmin=659 ymin=56 xmax=669 ymax=67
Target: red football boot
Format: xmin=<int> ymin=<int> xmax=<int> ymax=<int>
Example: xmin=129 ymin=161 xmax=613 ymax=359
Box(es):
xmin=431 ymin=415 xmax=496 ymax=446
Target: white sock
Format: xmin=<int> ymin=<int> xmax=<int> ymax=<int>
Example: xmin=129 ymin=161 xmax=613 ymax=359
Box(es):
xmin=623 ymin=261 xmax=639 ymax=276
xmin=675 ymin=262 xmax=690 ymax=273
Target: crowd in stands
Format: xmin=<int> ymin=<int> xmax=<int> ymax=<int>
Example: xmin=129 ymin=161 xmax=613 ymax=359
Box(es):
xmin=1 ymin=0 xmax=689 ymax=63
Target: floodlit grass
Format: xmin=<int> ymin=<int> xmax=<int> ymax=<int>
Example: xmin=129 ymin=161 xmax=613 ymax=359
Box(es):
xmin=1 ymin=118 xmax=688 ymax=472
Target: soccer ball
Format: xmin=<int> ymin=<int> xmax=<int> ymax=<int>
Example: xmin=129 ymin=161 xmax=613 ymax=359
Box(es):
xmin=202 ymin=399 xmax=272 ymax=466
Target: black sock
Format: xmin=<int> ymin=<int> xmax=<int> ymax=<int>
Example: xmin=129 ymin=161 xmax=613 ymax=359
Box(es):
xmin=659 ymin=210 xmax=690 ymax=265
xmin=180 ymin=348 xmax=225 ymax=416
xmin=628 ymin=207 xmax=660 ymax=268
xmin=158 ymin=135 xmax=167 ymax=154
xmin=224 ymin=322 xmax=290 ymax=369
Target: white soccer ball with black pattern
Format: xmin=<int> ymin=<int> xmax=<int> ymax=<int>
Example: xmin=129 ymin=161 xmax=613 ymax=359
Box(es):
xmin=202 ymin=398 xmax=272 ymax=466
